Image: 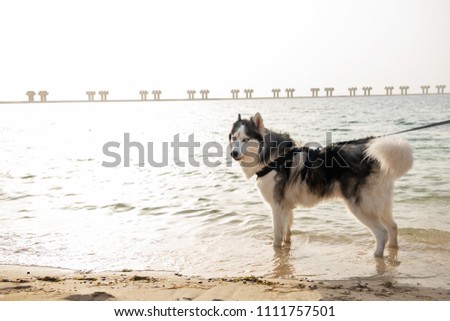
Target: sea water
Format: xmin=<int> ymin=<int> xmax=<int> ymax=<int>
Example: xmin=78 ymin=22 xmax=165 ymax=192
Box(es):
xmin=1 ymin=95 xmax=449 ymax=288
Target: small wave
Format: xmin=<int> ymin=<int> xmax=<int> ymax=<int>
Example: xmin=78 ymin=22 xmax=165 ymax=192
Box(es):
xmin=9 ymin=194 xmax=33 ymax=201
xmin=213 ymin=211 xmax=238 ymax=220
xmin=21 ymin=174 xmax=36 ymax=179
xmin=400 ymin=228 xmax=450 ymax=245
xmin=330 ymin=128 xmax=352 ymax=132
xmin=59 ymin=204 xmax=98 ymax=211
xmin=400 ymin=195 xmax=450 ymax=203
xmin=172 ymin=209 xmax=199 ymax=215
xmin=202 ymin=209 xmax=221 ymax=215
xmin=291 ymin=231 xmax=356 ymax=244
xmin=139 ymin=206 xmax=167 ymax=216
xmin=105 ymin=203 xmax=135 ymax=213
xmin=395 ymin=119 xmax=416 ymax=126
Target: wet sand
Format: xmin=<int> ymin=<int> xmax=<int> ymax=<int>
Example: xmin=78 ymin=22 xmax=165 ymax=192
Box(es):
xmin=0 ymin=265 xmax=449 ymax=301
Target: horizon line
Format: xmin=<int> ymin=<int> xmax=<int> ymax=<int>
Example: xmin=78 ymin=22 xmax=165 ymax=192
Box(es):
xmin=1 ymin=92 xmax=448 ymax=105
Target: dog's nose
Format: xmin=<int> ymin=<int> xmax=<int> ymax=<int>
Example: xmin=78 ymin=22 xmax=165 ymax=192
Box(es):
xmin=231 ymin=150 xmax=239 ymax=159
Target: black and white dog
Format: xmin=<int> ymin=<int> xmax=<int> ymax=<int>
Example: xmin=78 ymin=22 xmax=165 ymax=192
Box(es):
xmin=229 ymin=113 xmax=413 ymax=257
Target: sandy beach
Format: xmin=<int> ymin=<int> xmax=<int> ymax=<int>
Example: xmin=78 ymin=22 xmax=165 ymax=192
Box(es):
xmin=0 ymin=265 xmax=448 ymax=301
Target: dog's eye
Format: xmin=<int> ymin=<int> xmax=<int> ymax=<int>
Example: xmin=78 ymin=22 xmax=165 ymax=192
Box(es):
xmin=232 ymin=137 xmax=237 ymax=141
xmin=243 ymin=138 xmax=250 ymax=143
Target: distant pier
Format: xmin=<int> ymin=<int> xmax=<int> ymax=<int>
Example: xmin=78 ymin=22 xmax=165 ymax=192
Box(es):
xmin=0 ymin=84 xmax=447 ymax=104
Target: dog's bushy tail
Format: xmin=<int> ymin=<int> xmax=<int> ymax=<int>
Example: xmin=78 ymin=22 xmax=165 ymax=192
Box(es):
xmin=365 ymin=136 xmax=413 ymax=179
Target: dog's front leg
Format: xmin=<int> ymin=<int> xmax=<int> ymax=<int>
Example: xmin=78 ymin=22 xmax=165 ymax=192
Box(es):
xmin=271 ymin=205 xmax=294 ymax=247
xmin=272 ymin=207 xmax=283 ymax=247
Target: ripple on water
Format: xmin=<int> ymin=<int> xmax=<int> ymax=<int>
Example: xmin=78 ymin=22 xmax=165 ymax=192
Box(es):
xmin=9 ymin=194 xmax=33 ymax=201
xmin=104 ymin=203 xmax=135 ymax=213
xmin=21 ymin=174 xmax=36 ymax=179
xmin=172 ymin=209 xmax=200 ymax=216
xmin=139 ymin=206 xmax=168 ymax=216
xmin=400 ymin=228 xmax=450 ymax=245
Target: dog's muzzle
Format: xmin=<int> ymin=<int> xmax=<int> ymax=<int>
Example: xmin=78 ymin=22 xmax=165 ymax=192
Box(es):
xmin=230 ymin=145 xmax=243 ymax=160
xmin=230 ymin=150 xmax=243 ymax=161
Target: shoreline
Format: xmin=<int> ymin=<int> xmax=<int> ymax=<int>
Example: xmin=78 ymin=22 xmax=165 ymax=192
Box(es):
xmin=1 ymin=265 xmax=448 ymax=301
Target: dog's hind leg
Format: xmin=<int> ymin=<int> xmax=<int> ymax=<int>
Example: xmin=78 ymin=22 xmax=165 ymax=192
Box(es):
xmin=285 ymin=209 xmax=294 ymax=244
xmin=345 ymin=201 xmax=389 ymax=257
xmin=271 ymin=205 xmax=294 ymax=247
xmin=381 ymin=198 xmax=398 ymax=248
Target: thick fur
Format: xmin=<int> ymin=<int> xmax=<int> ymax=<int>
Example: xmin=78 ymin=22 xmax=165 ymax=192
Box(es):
xmin=229 ymin=113 xmax=413 ymax=257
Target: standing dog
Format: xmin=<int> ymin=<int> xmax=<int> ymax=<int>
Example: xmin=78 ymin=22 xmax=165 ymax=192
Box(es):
xmin=229 ymin=113 xmax=413 ymax=257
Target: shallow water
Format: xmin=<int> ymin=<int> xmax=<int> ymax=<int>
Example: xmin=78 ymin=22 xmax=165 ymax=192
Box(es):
xmin=1 ymin=95 xmax=449 ymax=288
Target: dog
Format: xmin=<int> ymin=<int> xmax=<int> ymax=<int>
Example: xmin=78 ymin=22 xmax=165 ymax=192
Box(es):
xmin=229 ymin=112 xmax=413 ymax=257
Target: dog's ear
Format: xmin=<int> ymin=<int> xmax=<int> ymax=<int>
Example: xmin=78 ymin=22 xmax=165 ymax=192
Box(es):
xmin=251 ymin=112 xmax=265 ymax=133
xmin=237 ymin=114 xmax=241 ymax=121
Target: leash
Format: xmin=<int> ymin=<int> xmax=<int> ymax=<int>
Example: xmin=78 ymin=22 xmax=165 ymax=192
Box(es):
xmin=384 ymin=119 xmax=450 ymax=136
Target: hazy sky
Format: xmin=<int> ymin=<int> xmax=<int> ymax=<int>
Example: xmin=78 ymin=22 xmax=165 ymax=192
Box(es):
xmin=1 ymin=0 xmax=449 ymax=100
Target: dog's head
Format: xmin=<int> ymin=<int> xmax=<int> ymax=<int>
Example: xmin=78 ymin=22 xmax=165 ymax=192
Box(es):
xmin=228 ymin=112 xmax=266 ymax=165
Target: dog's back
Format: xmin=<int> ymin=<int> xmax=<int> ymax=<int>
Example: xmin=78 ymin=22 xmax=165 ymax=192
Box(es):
xmin=289 ymin=136 xmax=413 ymax=203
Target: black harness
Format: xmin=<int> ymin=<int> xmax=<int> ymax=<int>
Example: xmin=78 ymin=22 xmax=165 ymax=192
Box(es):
xmin=255 ymin=146 xmax=321 ymax=179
